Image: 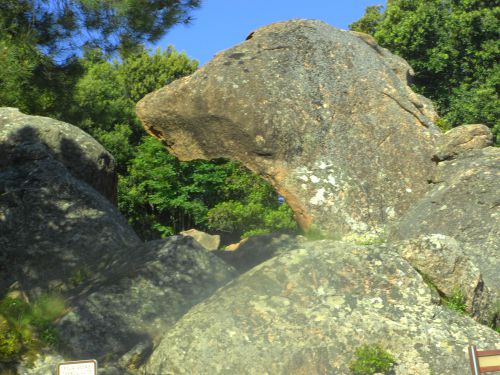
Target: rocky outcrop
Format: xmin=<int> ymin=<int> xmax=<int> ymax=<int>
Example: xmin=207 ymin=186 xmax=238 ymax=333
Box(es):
xmin=143 ymin=241 xmax=500 ymax=375
xmin=180 ymin=228 xmax=220 ymax=251
xmin=0 ymin=107 xmax=117 ymax=202
xmin=434 ymin=124 xmax=494 ymax=161
xmin=0 ymin=108 xmax=140 ymax=296
xmin=214 ymin=233 xmax=301 ymax=273
xmin=57 ymin=236 xmax=237 ymax=369
xmin=137 ymin=20 xmax=440 ymax=237
xmin=390 ymin=147 xmax=500 ymax=298
xmin=391 ymin=234 xmax=497 ymax=326
xmin=2 ymin=19 xmax=498 ymax=375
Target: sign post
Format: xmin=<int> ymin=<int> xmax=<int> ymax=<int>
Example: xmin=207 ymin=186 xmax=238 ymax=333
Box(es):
xmin=57 ymin=360 xmax=97 ymax=375
xmin=469 ymin=345 xmax=500 ymax=374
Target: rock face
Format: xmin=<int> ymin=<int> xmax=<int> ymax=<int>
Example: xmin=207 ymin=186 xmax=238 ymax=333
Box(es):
xmin=390 ymin=147 xmax=500 ymax=298
xmin=0 ymin=107 xmax=117 ymax=202
xmin=0 ymin=108 xmax=139 ymax=296
xmin=143 ymin=241 xmax=500 ymax=375
xmin=214 ymin=233 xmax=301 ymax=273
xmin=434 ymin=124 xmax=494 ymax=161
xmin=391 ymin=234 xmax=497 ymax=326
xmin=57 ymin=236 xmax=237 ymax=369
xmin=137 ymin=20 xmax=440 ymax=236
xmin=180 ymin=228 xmax=221 ymax=251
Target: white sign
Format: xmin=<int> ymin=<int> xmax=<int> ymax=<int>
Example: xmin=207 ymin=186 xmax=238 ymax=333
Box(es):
xmin=57 ymin=360 xmax=97 ymax=375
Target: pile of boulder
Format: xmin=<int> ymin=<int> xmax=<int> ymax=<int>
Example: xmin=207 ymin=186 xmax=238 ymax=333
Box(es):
xmin=1 ymin=19 xmax=498 ymax=375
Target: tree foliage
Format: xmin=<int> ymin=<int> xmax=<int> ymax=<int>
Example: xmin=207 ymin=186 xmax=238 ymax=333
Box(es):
xmin=118 ymin=137 xmax=297 ymax=240
xmin=206 ymin=166 xmax=297 ymax=238
xmin=69 ymin=47 xmax=197 ymax=172
xmin=350 ymin=0 xmax=499 ymax=144
xmin=349 ymin=5 xmax=384 ymax=35
xmin=0 ymin=0 xmax=201 ymax=56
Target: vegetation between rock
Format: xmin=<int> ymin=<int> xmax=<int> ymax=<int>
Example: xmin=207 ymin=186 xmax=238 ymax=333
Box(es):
xmin=349 ymin=344 xmax=396 ymax=375
xmin=0 ymin=294 xmax=65 ymax=364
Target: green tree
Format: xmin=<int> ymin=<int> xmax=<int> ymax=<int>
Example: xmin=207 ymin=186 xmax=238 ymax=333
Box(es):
xmin=0 ymin=0 xmax=201 ymax=56
xmin=350 ymin=0 xmax=499 ymax=144
xmin=119 ymin=137 xmax=297 ymax=240
xmin=207 ymin=165 xmax=297 ymax=238
xmin=70 ymin=46 xmax=197 ymax=172
xmin=349 ymin=5 xmax=384 ymax=35
xmin=0 ymin=0 xmax=201 ymax=118
xmin=0 ymin=34 xmax=83 ymax=118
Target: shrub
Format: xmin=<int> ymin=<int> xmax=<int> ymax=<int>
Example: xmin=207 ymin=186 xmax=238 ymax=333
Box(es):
xmin=443 ymin=289 xmax=467 ymax=314
xmin=0 ymin=315 xmax=22 ymax=362
xmin=0 ymin=293 xmax=66 ymax=362
xmin=349 ymin=344 xmax=395 ymax=375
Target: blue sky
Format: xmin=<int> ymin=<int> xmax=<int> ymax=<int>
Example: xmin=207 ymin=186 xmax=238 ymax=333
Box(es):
xmin=152 ymin=0 xmax=385 ymax=66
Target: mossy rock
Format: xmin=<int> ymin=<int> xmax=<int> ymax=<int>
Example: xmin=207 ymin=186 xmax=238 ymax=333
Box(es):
xmin=0 ymin=314 xmax=22 ymax=362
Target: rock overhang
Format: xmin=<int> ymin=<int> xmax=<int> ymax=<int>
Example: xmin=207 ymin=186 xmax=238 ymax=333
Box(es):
xmin=137 ymin=19 xmax=440 ymax=237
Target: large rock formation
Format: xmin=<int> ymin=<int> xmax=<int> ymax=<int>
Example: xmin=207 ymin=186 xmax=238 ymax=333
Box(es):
xmin=391 ymin=234 xmax=497 ymax=326
xmin=390 ymin=146 xmax=500 ymax=298
xmin=2 ymin=19 xmax=498 ymax=375
xmin=143 ymin=241 xmax=500 ymax=375
xmin=137 ymin=20 xmax=440 ymax=237
xmin=0 ymin=108 xmax=138 ymax=296
xmin=0 ymin=107 xmax=117 ymax=202
xmin=434 ymin=124 xmax=494 ymax=161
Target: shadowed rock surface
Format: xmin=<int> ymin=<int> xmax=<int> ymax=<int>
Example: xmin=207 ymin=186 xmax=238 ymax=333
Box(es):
xmin=137 ymin=20 xmax=440 ymax=237
xmin=0 ymin=108 xmax=238 ymax=374
xmin=57 ymin=236 xmax=237 ymax=369
xmin=0 ymin=107 xmax=117 ymax=202
xmin=214 ymin=233 xmax=301 ymax=273
xmin=143 ymin=241 xmax=500 ymax=375
xmin=390 ymin=147 xmax=500 ymax=298
xmin=0 ymin=108 xmax=140 ymax=296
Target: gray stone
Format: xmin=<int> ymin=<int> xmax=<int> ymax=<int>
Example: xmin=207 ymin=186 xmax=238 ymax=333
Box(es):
xmin=57 ymin=236 xmax=237 ymax=365
xmin=0 ymin=108 xmax=141 ymax=296
xmin=0 ymin=107 xmax=117 ymax=202
xmin=390 ymin=147 xmax=500 ymax=298
xmin=434 ymin=124 xmax=494 ymax=161
xmin=391 ymin=234 xmax=497 ymax=326
xmin=0 ymin=109 xmax=238 ymax=373
xmin=142 ymin=240 xmax=500 ymax=375
xmin=136 ymin=20 xmax=440 ymax=237
xmin=180 ymin=228 xmax=220 ymax=251
xmin=16 ymin=352 xmax=65 ymax=375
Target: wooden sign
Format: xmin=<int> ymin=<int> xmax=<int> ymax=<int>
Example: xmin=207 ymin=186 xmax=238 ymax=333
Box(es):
xmin=469 ymin=345 xmax=500 ymax=374
xmin=57 ymin=360 xmax=97 ymax=375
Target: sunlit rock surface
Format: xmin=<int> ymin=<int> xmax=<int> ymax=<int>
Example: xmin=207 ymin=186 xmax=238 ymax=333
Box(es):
xmin=391 ymin=234 xmax=497 ymax=326
xmin=137 ymin=20 xmax=440 ymax=236
xmin=143 ymin=241 xmax=500 ymax=375
xmin=390 ymin=147 xmax=500 ymax=298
